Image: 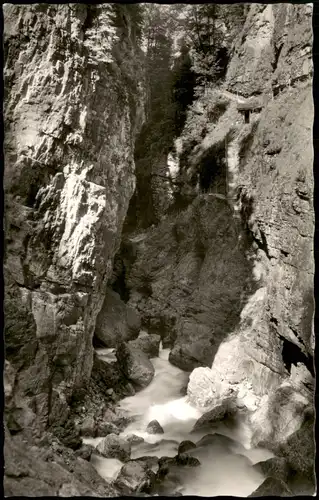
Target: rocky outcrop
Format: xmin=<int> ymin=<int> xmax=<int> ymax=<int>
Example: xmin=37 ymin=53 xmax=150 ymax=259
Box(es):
xmin=4 ymin=3 xmax=145 ymax=444
xmin=248 ymin=477 xmax=292 ymax=497
xmin=4 ymin=428 xmax=119 ymax=497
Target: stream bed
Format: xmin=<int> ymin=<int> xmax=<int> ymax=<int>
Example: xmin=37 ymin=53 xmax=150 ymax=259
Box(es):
xmin=85 ymin=346 xmax=274 ymax=496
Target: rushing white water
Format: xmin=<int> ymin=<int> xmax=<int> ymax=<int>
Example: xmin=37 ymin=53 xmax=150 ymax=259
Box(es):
xmin=89 ymin=345 xmax=273 ymax=496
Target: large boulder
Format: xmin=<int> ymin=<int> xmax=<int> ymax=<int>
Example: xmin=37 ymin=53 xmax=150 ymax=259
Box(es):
xmin=114 ymin=461 xmax=156 ymax=494
xmin=169 ymin=341 xmax=215 ymax=372
xmin=96 ymin=434 xmax=131 ymax=462
xmin=248 ymin=477 xmax=292 ymax=497
xmin=187 ymin=366 xmax=236 ymax=409
xmin=129 ymin=331 xmax=161 ymax=358
xmin=95 ymin=289 xmax=141 ymax=348
xmin=116 ymin=342 xmax=155 ymax=389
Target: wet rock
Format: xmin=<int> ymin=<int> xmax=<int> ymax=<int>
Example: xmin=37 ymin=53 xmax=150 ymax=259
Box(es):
xmin=96 ymin=433 xmax=131 ymax=462
xmin=174 ymin=453 xmax=200 ymax=467
xmin=126 ymin=434 xmax=145 ymax=445
xmin=95 ymin=289 xmax=141 ymax=348
xmin=129 ymin=331 xmax=161 ymax=359
xmin=146 ymin=420 xmax=164 ymax=434
xmin=196 ymin=433 xmax=237 ymax=450
xmin=248 ymin=477 xmax=292 ymax=497
xmin=177 ymin=440 xmax=196 ymax=455
xmin=115 ymin=460 xmax=156 ymax=494
xmin=192 ymin=397 xmax=237 ymax=431
xmin=116 ymin=342 xmax=155 ymax=389
xmin=253 ymin=457 xmax=291 ymax=483
xmin=134 ymin=456 xmax=159 ymax=471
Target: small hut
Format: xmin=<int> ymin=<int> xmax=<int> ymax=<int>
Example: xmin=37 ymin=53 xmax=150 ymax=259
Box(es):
xmin=237 ymin=97 xmax=263 ymax=124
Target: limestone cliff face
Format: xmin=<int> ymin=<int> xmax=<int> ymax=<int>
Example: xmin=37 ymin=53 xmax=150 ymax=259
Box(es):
xmin=115 ymin=3 xmax=314 ymax=483
xmin=4 ymin=4 xmax=145 ymax=437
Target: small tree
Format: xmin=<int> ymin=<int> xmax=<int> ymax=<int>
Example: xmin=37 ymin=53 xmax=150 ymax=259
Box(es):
xmin=84 ymin=5 xmax=118 ymax=65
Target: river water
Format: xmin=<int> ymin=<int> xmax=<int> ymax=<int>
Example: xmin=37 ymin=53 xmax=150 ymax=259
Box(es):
xmin=86 ymin=346 xmax=273 ymax=496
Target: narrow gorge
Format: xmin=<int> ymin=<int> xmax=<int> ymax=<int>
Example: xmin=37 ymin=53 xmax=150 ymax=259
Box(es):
xmin=3 ymin=3 xmax=315 ymax=497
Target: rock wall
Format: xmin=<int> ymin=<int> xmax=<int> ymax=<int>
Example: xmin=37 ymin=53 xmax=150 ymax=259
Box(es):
xmin=4 ymin=3 xmax=145 ymax=438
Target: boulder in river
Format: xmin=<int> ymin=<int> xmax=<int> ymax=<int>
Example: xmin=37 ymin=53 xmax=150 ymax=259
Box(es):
xmin=187 ymin=366 xmax=236 ymax=408
xmin=195 ymin=433 xmax=237 ymax=450
xmin=248 ymin=477 xmax=292 ymax=497
xmin=192 ymin=397 xmax=237 ymax=431
xmin=129 ymin=331 xmax=161 ymax=358
xmin=174 ymin=453 xmax=200 ymax=467
xmin=146 ymin=419 xmax=164 ymax=434
xmin=177 ymin=440 xmax=196 ymax=455
xmin=96 ymin=433 xmax=131 ymax=462
xmin=126 ymin=434 xmax=145 ymax=445
xmin=115 ymin=460 xmax=156 ymax=494
xmin=133 ymin=455 xmax=159 ymax=471
xmin=116 ymin=342 xmax=155 ymax=389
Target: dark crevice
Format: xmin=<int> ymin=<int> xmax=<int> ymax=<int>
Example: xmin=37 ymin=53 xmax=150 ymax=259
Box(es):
xmin=198 ymin=146 xmax=227 ymax=194
xmin=271 ymin=43 xmax=284 ymax=72
xmin=280 ymin=335 xmax=315 ymax=377
xmin=252 ymin=229 xmax=271 ymax=259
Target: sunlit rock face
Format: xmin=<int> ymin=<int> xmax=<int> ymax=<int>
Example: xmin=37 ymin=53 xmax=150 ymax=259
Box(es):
xmin=4 ymin=3 xmax=145 ymax=435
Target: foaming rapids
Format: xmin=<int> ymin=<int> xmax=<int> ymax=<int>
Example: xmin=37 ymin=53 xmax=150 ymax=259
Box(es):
xmin=92 ymin=344 xmax=273 ymax=496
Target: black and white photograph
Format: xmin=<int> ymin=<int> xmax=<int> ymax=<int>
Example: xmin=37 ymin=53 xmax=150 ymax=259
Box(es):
xmin=2 ymin=2 xmax=316 ymax=497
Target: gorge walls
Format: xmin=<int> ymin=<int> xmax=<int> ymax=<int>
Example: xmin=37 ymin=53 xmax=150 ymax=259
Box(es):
xmin=4 ymin=3 xmax=145 ymax=440
xmin=113 ymin=3 xmax=314 ymax=488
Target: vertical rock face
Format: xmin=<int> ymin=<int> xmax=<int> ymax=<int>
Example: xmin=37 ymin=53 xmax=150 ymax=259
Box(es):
xmin=4 ymin=4 xmax=145 ymax=434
